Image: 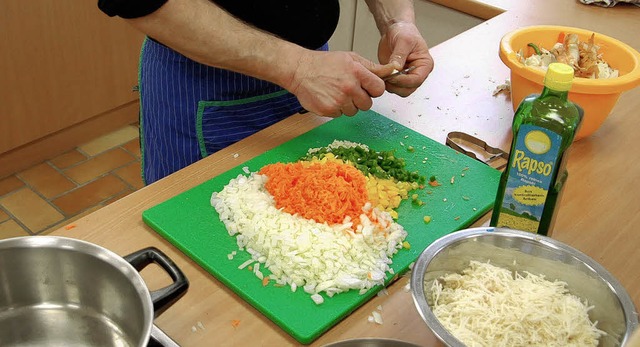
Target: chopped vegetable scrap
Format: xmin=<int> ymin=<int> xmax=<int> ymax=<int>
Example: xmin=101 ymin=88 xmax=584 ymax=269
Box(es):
xmin=211 ymin=140 xmax=429 ymax=304
xmin=428 ymin=175 xmax=440 ymax=187
xmin=368 ymin=310 xmax=384 ymax=325
xmin=492 ymin=80 xmax=511 ymax=96
xmin=518 ymin=32 xmax=619 ymax=79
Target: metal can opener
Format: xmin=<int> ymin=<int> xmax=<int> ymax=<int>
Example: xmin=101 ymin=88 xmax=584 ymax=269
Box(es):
xmin=446 ymin=131 xmax=509 ymax=170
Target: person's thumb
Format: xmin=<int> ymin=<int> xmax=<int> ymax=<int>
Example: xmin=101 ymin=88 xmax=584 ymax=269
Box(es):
xmin=370 ymin=62 xmax=398 ymax=79
xmin=350 ymin=53 xmax=397 ymax=79
xmin=388 ymin=54 xmax=406 ymax=72
xmin=387 ymin=41 xmax=413 ymax=72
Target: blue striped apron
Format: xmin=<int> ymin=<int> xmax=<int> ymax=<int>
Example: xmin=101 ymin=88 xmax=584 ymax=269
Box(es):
xmin=138 ymin=38 xmax=326 ymax=185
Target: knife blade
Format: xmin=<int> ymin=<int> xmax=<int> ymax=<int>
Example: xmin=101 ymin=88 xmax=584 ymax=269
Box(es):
xmin=382 ymin=66 xmax=417 ymax=81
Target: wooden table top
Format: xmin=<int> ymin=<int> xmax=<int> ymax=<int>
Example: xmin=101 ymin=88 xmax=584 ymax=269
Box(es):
xmin=51 ymin=1 xmax=640 ymax=345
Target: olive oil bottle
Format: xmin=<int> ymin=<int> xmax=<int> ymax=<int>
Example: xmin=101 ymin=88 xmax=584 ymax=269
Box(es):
xmin=490 ymin=63 xmax=583 ymax=236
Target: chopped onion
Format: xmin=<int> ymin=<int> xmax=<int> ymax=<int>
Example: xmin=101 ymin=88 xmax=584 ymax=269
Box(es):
xmin=311 ymin=294 xmax=324 ymax=305
xmin=211 ymin=173 xmax=408 ymax=303
xmin=372 ymin=311 xmax=383 ymax=325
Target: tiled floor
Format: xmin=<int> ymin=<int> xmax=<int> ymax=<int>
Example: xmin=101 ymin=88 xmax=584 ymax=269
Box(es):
xmin=0 ymin=124 xmax=143 ymax=240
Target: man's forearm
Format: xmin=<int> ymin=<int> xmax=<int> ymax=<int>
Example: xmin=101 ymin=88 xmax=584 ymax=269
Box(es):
xmin=364 ymin=0 xmax=416 ymax=35
xmin=126 ymin=0 xmax=304 ymax=90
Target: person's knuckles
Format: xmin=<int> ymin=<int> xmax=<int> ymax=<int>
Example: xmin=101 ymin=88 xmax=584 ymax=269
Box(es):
xmin=341 ymin=104 xmax=358 ymax=116
xmin=353 ymin=95 xmax=373 ymax=111
xmin=386 ymin=86 xmax=415 ymax=98
xmin=359 ymin=71 xmax=387 ymax=97
xmin=371 ymin=81 xmax=387 ymax=97
xmin=313 ymin=102 xmax=341 ymax=117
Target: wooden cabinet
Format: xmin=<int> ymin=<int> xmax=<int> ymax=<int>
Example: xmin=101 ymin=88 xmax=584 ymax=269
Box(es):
xmin=0 ymin=0 xmax=144 ymax=178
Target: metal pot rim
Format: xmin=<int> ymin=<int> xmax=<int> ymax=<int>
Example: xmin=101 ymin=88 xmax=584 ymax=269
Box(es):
xmin=322 ymin=337 xmax=423 ymax=347
xmin=0 ymin=235 xmax=155 ymax=345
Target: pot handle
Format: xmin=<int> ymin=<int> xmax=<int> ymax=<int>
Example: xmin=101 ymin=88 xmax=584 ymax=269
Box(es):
xmin=124 ymin=247 xmax=189 ymax=317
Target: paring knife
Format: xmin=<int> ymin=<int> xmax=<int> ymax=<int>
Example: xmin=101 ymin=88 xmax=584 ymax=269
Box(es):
xmin=382 ymin=66 xmax=417 ymax=81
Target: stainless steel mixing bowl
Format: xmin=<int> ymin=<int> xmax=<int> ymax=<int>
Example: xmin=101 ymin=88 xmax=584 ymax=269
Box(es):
xmin=410 ymin=227 xmax=638 ymax=347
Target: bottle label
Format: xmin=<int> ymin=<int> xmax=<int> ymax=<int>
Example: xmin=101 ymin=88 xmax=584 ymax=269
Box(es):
xmin=495 ymin=125 xmax=561 ymax=232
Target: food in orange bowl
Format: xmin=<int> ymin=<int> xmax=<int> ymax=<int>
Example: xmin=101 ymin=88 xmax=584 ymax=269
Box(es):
xmin=499 ymin=25 xmax=640 ymax=140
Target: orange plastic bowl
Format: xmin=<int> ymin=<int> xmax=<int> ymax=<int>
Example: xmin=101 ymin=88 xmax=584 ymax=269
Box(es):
xmin=499 ymin=25 xmax=640 ymax=140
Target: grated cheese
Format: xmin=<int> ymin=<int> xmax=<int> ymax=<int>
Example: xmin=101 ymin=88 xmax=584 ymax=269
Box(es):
xmin=429 ymin=261 xmax=606 ymax=347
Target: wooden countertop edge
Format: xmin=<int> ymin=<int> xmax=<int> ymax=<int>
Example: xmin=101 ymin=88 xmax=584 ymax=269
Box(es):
xmin=428 ymin=0 xmax=507 ymax=20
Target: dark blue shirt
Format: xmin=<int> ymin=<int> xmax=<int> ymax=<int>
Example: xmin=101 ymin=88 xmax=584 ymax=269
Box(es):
xmin=98 ymin=0 xmax=340 ymax=50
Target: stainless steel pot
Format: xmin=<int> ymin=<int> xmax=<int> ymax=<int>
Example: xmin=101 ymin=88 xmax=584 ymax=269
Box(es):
xmin=322 ymin=338 xmax=424 ymax=347
xmin=0 ymin=236 xmax=189 ymax=347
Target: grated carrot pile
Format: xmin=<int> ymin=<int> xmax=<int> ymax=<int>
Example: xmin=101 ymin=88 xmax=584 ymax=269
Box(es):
xmin=259 ymin=161 xmax=369 ymax=227
xmin=306 ymin=153 xmax=416 ymax=219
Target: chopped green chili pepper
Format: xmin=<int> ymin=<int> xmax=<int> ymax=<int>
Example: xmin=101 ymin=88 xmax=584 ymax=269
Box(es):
xmin=527 ymin=43 xmax=542 ymax=55
xmin=300 ymin=146 xmax=425 ymax=184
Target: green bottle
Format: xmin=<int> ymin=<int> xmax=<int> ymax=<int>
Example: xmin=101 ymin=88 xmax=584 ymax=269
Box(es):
xmin=490 ymin=63 xmax=583 ymax=236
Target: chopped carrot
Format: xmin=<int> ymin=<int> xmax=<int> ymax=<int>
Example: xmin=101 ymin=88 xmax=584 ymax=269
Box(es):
xmin=259 ymin=161 xmax=370 ymax=228
xmin=231 ymin=320 xmax=241 ymax=328
xmin=428 ymin=180 xmax=440 ymax=187
xmin=64 ymin=224 xmax=76 ymax=230
xmin=262 ymin=276 xmax=270 ymax=287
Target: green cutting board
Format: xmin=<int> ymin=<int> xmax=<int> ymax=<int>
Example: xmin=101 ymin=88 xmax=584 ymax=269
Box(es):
xmin=142 ymin=110 xmax=500 ymax=344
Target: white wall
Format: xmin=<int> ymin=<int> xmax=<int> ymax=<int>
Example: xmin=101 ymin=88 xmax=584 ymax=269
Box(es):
xmin=329 ymin=0 xmax=484 ymax=62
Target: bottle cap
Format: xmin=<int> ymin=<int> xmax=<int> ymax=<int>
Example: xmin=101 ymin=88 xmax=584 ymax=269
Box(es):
xmin=544 ymin=63 xmax=574 ymax=91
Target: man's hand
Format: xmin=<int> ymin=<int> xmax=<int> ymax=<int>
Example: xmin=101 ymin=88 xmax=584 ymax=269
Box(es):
xmin=286 ymin=50 xmax=397 ymax=117
xmin=377 ymin=22 xmax=434 ymax=97
xmin=364 ymin=0 xmax=434 ymax=97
